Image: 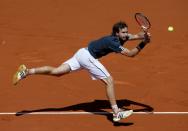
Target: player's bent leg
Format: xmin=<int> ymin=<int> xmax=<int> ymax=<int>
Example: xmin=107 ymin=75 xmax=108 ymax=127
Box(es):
xmin=101 ymin=76 xmax=117 ymax=108
xmin=101 ymin=76 xmax=133 ymax=122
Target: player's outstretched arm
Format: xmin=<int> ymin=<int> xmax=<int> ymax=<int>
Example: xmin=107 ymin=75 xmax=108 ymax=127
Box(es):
xmin=121 ymin=33 xmax=150 ymax=57
xmin=128 ymin=32 xmax=151 ymax=41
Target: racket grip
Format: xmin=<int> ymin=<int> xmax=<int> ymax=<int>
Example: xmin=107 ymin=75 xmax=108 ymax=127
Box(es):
xmin=141 ymin=26 xmax=148 ymax=32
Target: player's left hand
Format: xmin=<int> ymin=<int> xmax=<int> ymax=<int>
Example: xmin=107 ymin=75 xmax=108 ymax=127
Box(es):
xmin=143 ymin=32 xmax=151 ymax=43
xmin=137 ymin=31 xmax=151 ymax=40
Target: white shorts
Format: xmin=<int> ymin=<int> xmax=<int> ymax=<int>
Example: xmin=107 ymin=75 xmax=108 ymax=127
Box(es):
xmin=64 ymin=48 xmax=110 ymax=80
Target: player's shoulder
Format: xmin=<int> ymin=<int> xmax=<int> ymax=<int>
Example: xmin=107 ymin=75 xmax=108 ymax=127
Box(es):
xmin=96 ymin=35 xmax=120 ymax=46
xmin=103 ymin=35 xmax=119 ymax=42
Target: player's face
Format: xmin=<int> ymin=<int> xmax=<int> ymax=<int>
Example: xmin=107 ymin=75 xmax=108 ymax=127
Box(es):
xmin=116 ymin=27 xmax=128 ymax=41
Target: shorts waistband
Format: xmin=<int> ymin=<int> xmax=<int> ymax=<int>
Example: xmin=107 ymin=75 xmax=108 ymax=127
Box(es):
xmin=84 ymin=47 xmax=97 ymax=60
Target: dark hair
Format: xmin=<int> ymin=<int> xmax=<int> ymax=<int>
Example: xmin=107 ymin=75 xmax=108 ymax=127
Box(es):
xmin=112 ymin=21 xmax=128 ymax=36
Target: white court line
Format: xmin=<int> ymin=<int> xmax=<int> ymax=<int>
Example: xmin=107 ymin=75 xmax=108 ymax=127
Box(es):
xmin=0 ymin=112 xmax=188 ymax=115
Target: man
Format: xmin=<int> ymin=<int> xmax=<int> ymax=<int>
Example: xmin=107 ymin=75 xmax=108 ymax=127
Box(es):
xmin=13 ymin=21 xmax=151 ymax=122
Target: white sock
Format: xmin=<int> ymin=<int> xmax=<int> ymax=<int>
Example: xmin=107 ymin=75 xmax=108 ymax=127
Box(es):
xmin=111 ymin=105 xmax=119 ymax=114
xmin=29 ymin=68 xmax=36 ymax=74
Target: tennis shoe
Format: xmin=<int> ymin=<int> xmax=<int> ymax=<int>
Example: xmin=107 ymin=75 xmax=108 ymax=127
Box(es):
xmin=13 ymin=64 xmax=27 ymax=85
xmin=113 ymin=109 xmax=133 ymax=122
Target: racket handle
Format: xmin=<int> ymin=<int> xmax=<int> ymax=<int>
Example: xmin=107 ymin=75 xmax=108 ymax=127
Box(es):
xmin=141 ymin=26 xmax=148 ymax=33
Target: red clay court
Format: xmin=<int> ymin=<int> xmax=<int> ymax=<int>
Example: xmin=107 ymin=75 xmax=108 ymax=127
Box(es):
xmin=0 ymin=0 xmax=188 ymax=130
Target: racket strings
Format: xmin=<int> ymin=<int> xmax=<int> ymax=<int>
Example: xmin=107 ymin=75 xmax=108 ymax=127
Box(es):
xmin=135 ymin=15 xmax=150 ymax=29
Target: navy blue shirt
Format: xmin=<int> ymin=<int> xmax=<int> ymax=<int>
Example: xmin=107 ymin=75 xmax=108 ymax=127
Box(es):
xmin=88 ymin=35 xmax=128 ymax=59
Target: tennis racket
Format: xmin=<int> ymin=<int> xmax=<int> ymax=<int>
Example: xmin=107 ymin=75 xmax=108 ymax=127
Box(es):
xmin=135 ymin=13 xmax=151 ymax=32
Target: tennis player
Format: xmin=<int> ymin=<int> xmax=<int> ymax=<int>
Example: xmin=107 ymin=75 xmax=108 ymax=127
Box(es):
xmin=13 ymin=21 xmax=150 ymax=122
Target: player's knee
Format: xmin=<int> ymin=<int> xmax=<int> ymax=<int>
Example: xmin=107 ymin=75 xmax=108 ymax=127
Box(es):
xmin=50 ymin=68 xmax=61 ymax=76
xmin=105 ymin=76 xmax=114 ymax=87
xmin=50 ymin=64 xmax=71 ymax=76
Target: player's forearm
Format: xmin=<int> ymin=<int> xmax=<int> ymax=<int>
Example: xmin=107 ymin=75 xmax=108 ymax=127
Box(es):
xmin=128 ymin=33 xmax=145 ymax=40
xmin=121 ymin=41 xmax=149 ymax=57
xmin=127 ymin=48 xmax=140 ymax=57
xmin=121 ymin=48 xmax=140 ymax=57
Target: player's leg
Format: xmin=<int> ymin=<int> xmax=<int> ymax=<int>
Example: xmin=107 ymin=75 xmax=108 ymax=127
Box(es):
xmin=75 ymin=49 xmax=123 ymax=119
xmin=13 ymin=63 xmax=71 ymax=85
xmin=101 ymin=77 xmax=133 ymax=122
xmin=82 ymin=58 xmax=133 ymax=121
xmin=100 ymin=76 xmax=118 ymax=112
xmin=83 ymin=54 xmax=133 ymax=121
xmin=13 ymin=50 xmax=82 ymax=85
xmin=27 ymin=63 xmax=71 ymax=76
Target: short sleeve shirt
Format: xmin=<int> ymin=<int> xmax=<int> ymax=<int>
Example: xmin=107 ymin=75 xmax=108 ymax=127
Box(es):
xmin=88 ymin=35 xmax=128 ymax=59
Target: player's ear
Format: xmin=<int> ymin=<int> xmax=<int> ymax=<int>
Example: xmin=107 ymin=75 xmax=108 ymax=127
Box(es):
xmin=116 ymin=32 xmax=119 ymax=36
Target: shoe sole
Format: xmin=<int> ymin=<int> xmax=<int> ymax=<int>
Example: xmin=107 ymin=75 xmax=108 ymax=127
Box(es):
xmin=13 ymin=65 xmax=26 ymax=85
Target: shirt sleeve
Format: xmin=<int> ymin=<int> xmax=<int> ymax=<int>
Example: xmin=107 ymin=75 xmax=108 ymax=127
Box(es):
xmin=109 ymin=41 xmax=125 ymax=53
